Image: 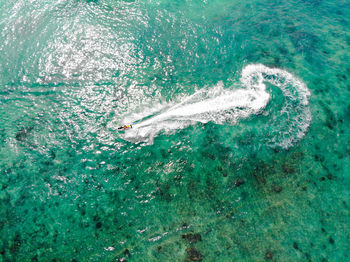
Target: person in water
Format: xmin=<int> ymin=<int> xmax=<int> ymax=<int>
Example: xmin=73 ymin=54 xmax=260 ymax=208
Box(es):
xmin=118 ymin=124 xmax=132 ymax=130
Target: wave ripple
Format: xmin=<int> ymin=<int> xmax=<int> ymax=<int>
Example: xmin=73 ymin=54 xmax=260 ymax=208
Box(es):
xmin=116 ymin=64 xmax=311 ymax=149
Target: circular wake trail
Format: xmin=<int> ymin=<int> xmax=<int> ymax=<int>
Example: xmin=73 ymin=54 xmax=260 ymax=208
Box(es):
xmin=118 ymin=64 xmax=311 ymax=148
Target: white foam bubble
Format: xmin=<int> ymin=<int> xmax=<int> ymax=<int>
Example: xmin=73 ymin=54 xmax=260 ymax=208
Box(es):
xmin=115 ymin=64 xmax=311 ymax=148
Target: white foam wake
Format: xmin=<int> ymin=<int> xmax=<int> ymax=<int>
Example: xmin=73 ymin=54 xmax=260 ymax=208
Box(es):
xmin=115 ymin=64 xmax=311 ymax=149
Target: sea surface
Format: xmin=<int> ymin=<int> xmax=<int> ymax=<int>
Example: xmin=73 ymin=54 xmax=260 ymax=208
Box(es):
xmin=1 ymin=0 xmax=350 ymax=261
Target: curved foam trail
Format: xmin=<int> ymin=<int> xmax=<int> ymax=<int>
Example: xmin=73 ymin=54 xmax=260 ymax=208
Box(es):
xmin=241 ymin=64 xmax=311 ymax=148
xmin=119 ymin=64 xmax=311 ymax=148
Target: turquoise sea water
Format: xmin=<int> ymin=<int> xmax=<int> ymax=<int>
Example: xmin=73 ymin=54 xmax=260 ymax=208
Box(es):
xmin=1 ymin=0 xmax=350 ymax=261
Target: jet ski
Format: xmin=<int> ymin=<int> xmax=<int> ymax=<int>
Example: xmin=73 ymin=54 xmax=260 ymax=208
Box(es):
xmin=118 ymin=124 xmax=132 ymax=130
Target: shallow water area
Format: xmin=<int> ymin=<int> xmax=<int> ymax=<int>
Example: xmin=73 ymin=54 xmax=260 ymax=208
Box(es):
xmin=0 ymin=0 xmax=350 ymax=261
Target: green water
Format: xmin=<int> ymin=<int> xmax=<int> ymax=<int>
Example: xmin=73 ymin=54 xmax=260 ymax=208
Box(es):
xmin=1 ymin=0 xmax=350 ymax=261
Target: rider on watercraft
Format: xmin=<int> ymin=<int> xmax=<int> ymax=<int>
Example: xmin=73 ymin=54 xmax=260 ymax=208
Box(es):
xmin=118 ymin=124 xmax=132 ymax=130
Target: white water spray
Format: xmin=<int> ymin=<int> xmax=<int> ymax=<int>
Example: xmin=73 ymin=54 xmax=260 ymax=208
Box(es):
xmin=114 ymin=64 xmax=311 ymax=148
